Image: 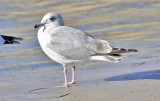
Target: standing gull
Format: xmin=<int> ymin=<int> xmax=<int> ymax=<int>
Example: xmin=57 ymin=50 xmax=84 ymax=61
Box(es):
xmin=0 ymin=34 xmax=23 ymax=45
xmin=34 ymin=12 xmax=137 ymax=87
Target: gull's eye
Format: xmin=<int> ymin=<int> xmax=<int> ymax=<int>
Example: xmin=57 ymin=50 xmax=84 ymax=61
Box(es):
xmin=50 ymin=16 xmax=56 ymax=21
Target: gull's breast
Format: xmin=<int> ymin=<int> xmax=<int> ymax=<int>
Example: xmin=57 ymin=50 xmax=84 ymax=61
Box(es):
xmin=37 ymin=27 xmax=75 ymax=64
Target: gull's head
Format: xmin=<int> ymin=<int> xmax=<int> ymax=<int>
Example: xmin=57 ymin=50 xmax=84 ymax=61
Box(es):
xmin=34 ymin=12 xmax=64 ymax=29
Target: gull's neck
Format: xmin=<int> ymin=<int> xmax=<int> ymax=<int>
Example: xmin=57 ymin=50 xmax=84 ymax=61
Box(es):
xmin=42 ymin=23 xmax=63 ymax=32
xmin=46 ymin=21 xmax=64 ymax=29
xmin=50 ymin=23 xmax=63 ymax=28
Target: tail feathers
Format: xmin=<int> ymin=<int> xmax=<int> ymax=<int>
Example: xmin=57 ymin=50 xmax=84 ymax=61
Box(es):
xmin=1 ymin=35 xmax=23 ymax=44
xmin=90 ymin=47 xmax=137 ymax=62
xmin=110 ymin=47 xmax=138 ymax=54
xmin=90 ymin=55 xmax=122 ymax=63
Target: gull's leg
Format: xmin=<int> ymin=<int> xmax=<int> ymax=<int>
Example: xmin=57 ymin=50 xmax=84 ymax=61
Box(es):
xmin=68 ymin=66 xmax=75 ymax=85
xmin=63 ymin=65 xmax=68 ymax=87
xmin=53 ymin=64 xmax=68 ymax=88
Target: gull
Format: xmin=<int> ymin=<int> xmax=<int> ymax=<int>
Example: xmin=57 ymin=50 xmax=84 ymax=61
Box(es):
xmin=34 ymin=12 xmax=137 ymax=87
xmin=0 ymin=34 xmax=23 ymax=45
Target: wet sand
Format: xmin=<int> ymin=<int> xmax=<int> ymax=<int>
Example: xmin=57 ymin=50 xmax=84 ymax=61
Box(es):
xmin=0 ymin=0 xmax=160 ymax=101
xmin=1 ymin=61 xmax=160 ymax=101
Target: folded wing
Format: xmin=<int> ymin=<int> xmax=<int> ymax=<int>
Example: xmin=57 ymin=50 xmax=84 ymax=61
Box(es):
xmin=46 ymin=26 xmax=112 ymax=60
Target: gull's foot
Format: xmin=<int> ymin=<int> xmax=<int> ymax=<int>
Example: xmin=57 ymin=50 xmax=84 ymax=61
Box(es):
xmin=53 ymin=83 xmax=68 ymax=88
xmin=68 ymin=81 xmax=75 ymax=85
xmin=59 ymin=81 xmax=75 ymax=87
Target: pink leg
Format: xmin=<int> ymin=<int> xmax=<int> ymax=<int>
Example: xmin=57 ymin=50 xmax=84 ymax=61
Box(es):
xmin=68 ymin=66 xmax=76 ymax=84
xmin=63 ymin=67 xmax=68 ymax=87
xmin=53 ymin=65 xmax=68 ymax=88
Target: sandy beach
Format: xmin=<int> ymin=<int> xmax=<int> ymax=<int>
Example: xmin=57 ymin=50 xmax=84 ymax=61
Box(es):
xmin=1 ymin=61 xmax=160 ymax=101
xmin=0 ymin=0 xmax=160 ymax=101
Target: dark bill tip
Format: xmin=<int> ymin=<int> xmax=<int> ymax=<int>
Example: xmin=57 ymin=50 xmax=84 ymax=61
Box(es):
xmin=34 ymin=23 xmax=44 ymax=29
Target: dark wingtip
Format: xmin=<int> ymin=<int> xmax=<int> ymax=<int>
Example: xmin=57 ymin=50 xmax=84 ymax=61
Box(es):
xmin=134 ymin=49 xmax=138 ymax=52
xmin=128 ymin=49 xmax=138 ymax=52
xmin=110 ymin=54 xmax=121 ymax=56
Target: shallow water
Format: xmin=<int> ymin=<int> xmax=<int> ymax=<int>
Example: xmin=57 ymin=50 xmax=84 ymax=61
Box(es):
xmin=0 ymin=0 xmax=160 ymax=100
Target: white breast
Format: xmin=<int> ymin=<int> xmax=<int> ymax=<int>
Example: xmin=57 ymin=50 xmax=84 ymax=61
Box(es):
xmin=37 ymin=27 xmax=75 ymax=65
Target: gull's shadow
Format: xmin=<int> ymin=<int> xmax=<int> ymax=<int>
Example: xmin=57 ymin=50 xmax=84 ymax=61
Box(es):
xmin=104 ymin=70 xmax=160 ymax=81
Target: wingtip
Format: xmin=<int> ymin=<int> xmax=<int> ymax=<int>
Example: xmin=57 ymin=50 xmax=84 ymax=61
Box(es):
xmin=127 ymin=49 xmax=138 ymax=52
xmin=133 ymin=49 xmax=138 ymax=52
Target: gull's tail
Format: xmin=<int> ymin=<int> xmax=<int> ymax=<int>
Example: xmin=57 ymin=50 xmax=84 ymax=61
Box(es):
xmin=109 ymin=48 xmax=138 ymax=54
xmin=90 ymin=47 xmax=137 ymax=63
xmin=1 ymin=35 xmax=23 ymax=44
